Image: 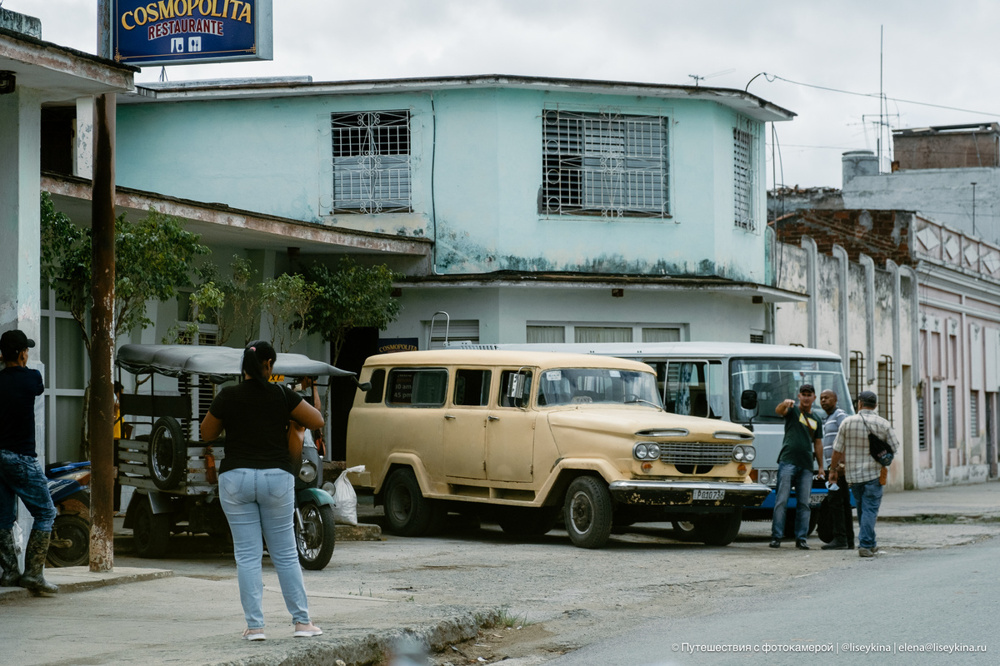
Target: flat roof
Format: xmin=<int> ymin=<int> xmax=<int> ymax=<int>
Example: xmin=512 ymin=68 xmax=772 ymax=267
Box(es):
xmin=362 ymin=349 xmax=657 ymax=371
xmin=126 ymin=73 xmax=795 ymax=123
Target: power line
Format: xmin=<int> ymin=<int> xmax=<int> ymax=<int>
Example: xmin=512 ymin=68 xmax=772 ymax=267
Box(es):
xmin=756 ymin=73 xmax=1000 ymax=118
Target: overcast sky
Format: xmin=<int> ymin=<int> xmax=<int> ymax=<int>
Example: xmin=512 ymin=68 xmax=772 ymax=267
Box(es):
xmin=17 ymin=0 xmax=1000 ymax=189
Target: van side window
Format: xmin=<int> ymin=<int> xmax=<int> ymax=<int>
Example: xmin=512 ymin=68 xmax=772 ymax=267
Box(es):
xmin=498 ymin=370 xmax=533 ymax=408
xmin=388 ymin=368 xmax=449 ymax=407
xmin=454 ymin=369 xmax=491 ymax=406
xmin=365 ymin=369 xmax=386 ymax=403
xmin=665 ymin=361 xmax=709 ymax=417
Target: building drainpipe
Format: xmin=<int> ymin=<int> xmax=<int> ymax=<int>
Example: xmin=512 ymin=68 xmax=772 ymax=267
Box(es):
xmin=802 ymin=236 xmax=818 ymax=349
xmin=833 ymin=245 xmax=850 ymax=377
xmin=860 ymin=254 xmax=876 ymax=387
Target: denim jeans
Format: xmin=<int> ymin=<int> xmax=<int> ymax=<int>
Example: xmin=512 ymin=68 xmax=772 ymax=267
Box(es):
xmin=851 ymin=477 xmax=884 ymax=550
xmin=0 ymin=450 xmax=56 ymax=532
xmin=219 ymin=468 xmax=310 ymax=628
xmin=771 ymin=462 xmax=813 ymax=541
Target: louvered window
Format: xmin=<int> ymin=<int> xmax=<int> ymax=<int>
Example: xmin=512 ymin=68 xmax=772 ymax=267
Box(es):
xmin=733 ymin=118 xmax=758 ymax=231
xmin=542 ymin=109 xmax=669 ymax=218
xmin=331 ymin=111 xmax=411 ymax=214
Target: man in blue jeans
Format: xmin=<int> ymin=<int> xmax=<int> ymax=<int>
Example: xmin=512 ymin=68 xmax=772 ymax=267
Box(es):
xmin=828 ymin=390 xmax=899 ymax=557
xmin=770 ymin=384 xmax=825 ymax=550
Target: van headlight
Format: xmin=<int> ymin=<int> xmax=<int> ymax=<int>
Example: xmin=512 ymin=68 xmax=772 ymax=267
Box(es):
xmin=732 ymin=445 xmax=756 ymax=462
xmin=757 ymin=468 xmax=777 ymax=485
xmin=633 ymin=442 xmax=662 ymax=460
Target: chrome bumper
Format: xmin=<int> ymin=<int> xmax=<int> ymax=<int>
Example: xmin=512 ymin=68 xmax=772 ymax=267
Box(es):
xmin=608 ymin=480 xmax=771 ymax=508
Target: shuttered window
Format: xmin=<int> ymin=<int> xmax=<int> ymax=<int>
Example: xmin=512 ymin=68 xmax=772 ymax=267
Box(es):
xmin=542 ymin=109 xmax=669 ymax=218
xmin=733 ymin=119 xmax=758 ymax=231
xmin=331 ymin=111 xmax=411 ymax=214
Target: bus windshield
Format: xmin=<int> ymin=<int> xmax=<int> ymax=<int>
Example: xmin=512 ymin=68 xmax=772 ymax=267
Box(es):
xmin=537 ymin=368 xmax=663 ymax=408
xmin=730 ymin=358 xmax=854 ymax=423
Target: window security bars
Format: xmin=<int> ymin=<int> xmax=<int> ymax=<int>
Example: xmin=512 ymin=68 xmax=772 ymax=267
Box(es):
xmin=878 ymin=355 xmax=894 ymax=425
xmin=331 ymin=111 xmax=411 ymax=214
xmin=541 ymin=109 xmax=669 ymax=218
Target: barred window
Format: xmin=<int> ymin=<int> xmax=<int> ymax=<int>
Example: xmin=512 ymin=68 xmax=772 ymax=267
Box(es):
xmin=878 ymin=355 xmax=894 ymax=425
xmin=331 ymin=111 xmax=411 ymax=214
xmin=541 ymin=109 xmax=669 ymax=218
xmin=970 ymin=391 xmax=980 ymax=437
xmin=733 ymin=121 xmax=757 ymax=231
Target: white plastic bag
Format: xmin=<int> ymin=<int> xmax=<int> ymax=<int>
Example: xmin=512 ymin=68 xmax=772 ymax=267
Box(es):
xmin=329 ymin=465 xmax=364 ymax=526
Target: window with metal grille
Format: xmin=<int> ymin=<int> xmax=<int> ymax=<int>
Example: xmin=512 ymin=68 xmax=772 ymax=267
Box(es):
xmin=541 ymin=109 xmax=669 ymax=218
xmin=878 ymin=356 xmax=894 ymax=425
xmin=331 ymin=111 xmax=411 ymax=214
xmin=848 ymin=351 xmax=864 ymax=402
xmin=947 ymin=386 xmax=957 ymax=449
xmin=428 ymin=319 xmax=479 ymax=349
xmin=749 ymin=333 xmax=765 ymax=344
xmin=733 ymin=120 xmax=758 ymax=232
xmin=970 ymin=391 xmax=979 ymax=437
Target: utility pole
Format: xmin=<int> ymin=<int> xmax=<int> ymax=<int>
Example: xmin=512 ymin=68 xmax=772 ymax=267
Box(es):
xmin=971 ymin=182 xmax=977 ymax=237
xmin=90 ymin=0 xmax=116 ymax=572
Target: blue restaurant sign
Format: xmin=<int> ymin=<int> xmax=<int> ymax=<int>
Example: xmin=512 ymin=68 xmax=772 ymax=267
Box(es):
xmin=112 ymin=0 xmax=272 ymax=66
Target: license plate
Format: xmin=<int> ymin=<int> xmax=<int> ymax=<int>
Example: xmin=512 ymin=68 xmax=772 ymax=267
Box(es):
xmin=694 ymin=489 xmax=725 ymax=500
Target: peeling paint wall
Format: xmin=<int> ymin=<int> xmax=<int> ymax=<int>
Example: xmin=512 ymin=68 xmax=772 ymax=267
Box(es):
xmin=115 ymin=85 xmax=770 ymax=282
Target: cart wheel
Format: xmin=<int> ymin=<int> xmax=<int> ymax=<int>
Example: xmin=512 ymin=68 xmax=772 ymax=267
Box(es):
xmin=148 ymin=416 xmax=187 ymax=490
xmin=47 ymin=514 xmax=90 ymax=567
xmin=131 ymin=493 xmax=171 ymax=558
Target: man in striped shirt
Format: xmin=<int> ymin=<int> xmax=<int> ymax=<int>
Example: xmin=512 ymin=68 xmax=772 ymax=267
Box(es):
xmin=828 ymin=391 xmax=900 ymax=557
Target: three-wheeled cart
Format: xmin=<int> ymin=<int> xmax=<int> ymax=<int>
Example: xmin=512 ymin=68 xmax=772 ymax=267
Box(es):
xmin=115 ymin=344 xmax=354 ymax=569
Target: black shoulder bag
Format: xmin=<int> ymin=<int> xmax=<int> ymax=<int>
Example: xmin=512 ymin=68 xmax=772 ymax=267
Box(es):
xmin=861 ymin=413 xmax=894 ymax=467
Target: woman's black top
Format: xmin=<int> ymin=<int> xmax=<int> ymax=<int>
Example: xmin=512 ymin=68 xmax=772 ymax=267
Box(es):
xmin=209 ymin=380 xmax=303 ymax=475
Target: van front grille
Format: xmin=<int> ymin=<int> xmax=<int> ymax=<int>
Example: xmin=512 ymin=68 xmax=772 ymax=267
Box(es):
xmin=658 ymin=443 xmax=733 ymax=466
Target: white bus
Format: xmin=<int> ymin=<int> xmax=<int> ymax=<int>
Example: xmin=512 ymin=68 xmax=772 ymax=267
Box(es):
xmin=457 ymin=341 xmax=853 ymax=537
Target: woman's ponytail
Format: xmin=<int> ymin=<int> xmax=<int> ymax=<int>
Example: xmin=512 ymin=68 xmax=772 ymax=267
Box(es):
xmin=242 ymin=340 xmax=277 ymax=385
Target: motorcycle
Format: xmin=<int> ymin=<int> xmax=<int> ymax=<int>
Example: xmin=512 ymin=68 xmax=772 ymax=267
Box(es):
xmin=289 ymin=421 xmax=336 ymax=570
xmin=44 ymin=461 xmax=92 ymax=567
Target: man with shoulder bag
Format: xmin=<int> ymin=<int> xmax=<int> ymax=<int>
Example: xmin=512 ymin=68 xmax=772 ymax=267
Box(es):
xmin=828 ymin=391 xmax=900 ymax=557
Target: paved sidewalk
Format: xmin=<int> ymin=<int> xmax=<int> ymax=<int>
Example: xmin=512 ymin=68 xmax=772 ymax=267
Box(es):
xmin=1 ymin=481 xmax=997 ymax=665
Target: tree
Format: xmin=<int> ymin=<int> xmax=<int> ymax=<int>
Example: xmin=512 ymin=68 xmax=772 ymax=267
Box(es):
xmin=41 ymin=196 xmax=210 ymax=352
xmin=40 ymin=193 xmax=209 ymax=450
xmin=260 ymin=273 xmax=319 ymax=352
xmin=304 ymin=259 xmax=401 ymax=365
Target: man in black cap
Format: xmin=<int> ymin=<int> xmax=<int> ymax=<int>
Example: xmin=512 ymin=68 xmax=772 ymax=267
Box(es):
xmin=0 ymin=329 xmax=59 ymax=594
xmin=770 ymin=383 xmax=825 ymax=549
xmin=828 ymin=390 xmax=899 ymax=557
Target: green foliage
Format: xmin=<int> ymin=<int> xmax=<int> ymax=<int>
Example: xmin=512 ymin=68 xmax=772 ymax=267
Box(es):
xmin=260 ymin=273 xmax=320 ymax=352
xmin=304 ymin=258 xmax=401 ymax=364
xmin=189 ymin=256 xmax=262 ymax=346
xmin=40 ymin=194 xmax=209 ymax=350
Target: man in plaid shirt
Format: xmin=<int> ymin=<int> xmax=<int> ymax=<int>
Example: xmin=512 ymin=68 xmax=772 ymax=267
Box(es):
xmin=828 ymin=390 xmax=900 ymax=557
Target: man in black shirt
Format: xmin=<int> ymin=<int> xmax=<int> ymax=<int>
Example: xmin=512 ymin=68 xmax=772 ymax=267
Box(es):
xmin=0 ymin=329 xmax=58 ymax=594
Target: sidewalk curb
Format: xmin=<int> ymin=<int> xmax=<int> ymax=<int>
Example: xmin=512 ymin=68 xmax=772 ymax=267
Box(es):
xmin=213 ymin=608 xmax=499 ymax=666
xmin=0 ymin=567 xmax=172 ymax=602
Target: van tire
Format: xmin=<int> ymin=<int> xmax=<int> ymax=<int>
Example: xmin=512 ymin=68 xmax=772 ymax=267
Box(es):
xmin=563 ymin=476 xmax=613 ymax=549
xmin=383 ymin=468 xmax=443 ymax=537
xmin=696 ymin=509 xmax=742 ymax=546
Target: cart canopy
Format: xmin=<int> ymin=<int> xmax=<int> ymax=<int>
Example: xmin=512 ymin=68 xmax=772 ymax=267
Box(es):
xmin=117 ymin=344 xmax=354 ymax=384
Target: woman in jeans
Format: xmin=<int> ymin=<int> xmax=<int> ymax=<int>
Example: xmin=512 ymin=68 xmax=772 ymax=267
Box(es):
xmin=201 ymin=341 xmax=325 ymax=641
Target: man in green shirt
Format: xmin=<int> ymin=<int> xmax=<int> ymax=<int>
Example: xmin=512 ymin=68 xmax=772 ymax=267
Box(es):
xmin=769 ymin=383 xmax=825 ymax=549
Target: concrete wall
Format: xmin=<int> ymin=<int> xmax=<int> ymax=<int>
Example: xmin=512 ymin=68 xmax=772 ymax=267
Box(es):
xmin=115 ymin=86 xmax=768 ymax=282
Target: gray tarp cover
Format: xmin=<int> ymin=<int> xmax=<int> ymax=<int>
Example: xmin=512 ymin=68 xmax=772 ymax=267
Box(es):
xmin=116 ymin=344 xmax=353 ymax=383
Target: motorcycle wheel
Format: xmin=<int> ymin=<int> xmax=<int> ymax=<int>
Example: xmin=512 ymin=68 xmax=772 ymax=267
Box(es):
xmin=296 ymin=501 xmax=335 ymax=570
xmin=131 ymin=493 xmax=171 ymax=558
xmin=47 ymin=514 xmax=90 ymax=567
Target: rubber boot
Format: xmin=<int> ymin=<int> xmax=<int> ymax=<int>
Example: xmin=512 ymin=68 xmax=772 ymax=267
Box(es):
xmin=18 ymin=530 xmax=58 ymax=595
xmin=0 ymin=529 xmax=21 ymax=587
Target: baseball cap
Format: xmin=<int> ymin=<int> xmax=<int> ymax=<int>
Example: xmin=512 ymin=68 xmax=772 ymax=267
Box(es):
xmin=857 ymin=390 xmax=878 ymax=407
xmin=0 ymin=329 xmax=35 ymax=360
xmin=798 ymin=383 xmax=815 ymax=395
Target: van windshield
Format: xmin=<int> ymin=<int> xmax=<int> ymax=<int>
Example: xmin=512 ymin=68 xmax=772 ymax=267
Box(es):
xmin=730 ymin=358 xmax=854 ymax=423
xmin=536 ymin=368 xmax=662 ymax=408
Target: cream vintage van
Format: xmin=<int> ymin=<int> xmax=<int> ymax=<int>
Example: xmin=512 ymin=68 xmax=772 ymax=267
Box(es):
xmin=346 ymin=350 xmax=769 ymax=549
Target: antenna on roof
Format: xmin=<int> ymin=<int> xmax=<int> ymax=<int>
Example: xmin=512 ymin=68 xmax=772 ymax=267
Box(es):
xmin=688 ymin=69 xmax=735 ymax=87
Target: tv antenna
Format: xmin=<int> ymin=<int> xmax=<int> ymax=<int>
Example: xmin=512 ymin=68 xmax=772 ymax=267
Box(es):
xmin=688 ymin=68 xmax=735 ymax=87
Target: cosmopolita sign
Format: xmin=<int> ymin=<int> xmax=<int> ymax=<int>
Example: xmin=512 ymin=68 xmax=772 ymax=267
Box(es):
xmin=112 ymin=0 xmax=272 ymax=66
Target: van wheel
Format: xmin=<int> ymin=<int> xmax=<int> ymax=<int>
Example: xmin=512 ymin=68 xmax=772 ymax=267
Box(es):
xmin=497 ymin=507 xmax=558 ymax=537
xmin=383 ymin=469 xmax=443 ymax=537
xmin=563 ymin=477 xmax=613 ymax=549
xmin=696 ymin=510 xmax=742 ymax=546
xmin=670 ymin=520 xmax=699 ymax=542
